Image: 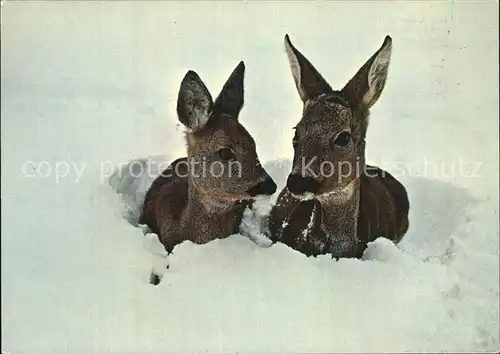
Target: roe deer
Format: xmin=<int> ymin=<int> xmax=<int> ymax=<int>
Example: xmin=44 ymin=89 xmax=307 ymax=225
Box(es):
xmin=269 ymin=35 xmax=409 ymax=258
xmin=140 ymin=61 xmax=277 ymax=284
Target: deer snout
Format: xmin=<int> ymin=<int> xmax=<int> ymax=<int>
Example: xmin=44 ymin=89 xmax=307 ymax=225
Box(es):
xmin=286 ymin=174 xmax=319 ymax=195
xmin=247 ymin=177 xmax=277 ymax=197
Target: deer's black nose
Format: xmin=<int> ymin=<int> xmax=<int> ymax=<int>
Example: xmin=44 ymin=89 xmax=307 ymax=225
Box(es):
xmin=247 ymin=178 xmax=277 ymax=197
xmin=286 ymin=174 xmax=319 ymax=195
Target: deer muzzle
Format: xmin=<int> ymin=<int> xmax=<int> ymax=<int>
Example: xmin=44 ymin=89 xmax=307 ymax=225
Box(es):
xmin=247 ymin=177 xmax=277 ymax=197
xmin=286 ymin=174 xmax=320 ymax=195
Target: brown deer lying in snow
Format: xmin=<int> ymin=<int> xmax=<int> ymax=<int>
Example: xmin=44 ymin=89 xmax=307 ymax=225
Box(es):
xmin=269 ymin=35 xmax=409 ymax=259
xmin=140 ymin=61 xmax=277 ymax=284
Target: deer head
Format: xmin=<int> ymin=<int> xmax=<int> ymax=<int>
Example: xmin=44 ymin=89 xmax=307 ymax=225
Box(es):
xmin=177 ymin=61 xmax=277 ymax=203
xmin=283 ymin=34 xmax=392 ymax=201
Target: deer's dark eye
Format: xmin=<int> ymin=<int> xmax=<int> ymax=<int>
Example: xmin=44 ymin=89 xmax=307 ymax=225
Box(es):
xmin=218 ymin=147 xmax=236 ymax=161
xmin=332 ymin=131 xmax=351 ymax=148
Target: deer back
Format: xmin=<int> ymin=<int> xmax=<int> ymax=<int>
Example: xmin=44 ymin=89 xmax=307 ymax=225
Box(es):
xmin=357 ymin=165 xmax=410 ymax=255
xmin=140 ymin=157 xmax=189 ymax=237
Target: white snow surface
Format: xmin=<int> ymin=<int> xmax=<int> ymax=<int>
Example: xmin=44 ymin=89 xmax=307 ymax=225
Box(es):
xmin=2 ymin=2 xmax=499 ymax=353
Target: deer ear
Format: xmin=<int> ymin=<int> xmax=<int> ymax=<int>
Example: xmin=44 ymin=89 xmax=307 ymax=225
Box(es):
xmin=342 ymin=36 xmax=392 ymax=109
xmin=284 ymin=34 xmax=333 ymax=103
xmin=177 ymin=70 xmax=213 ymax=131
xmin=212 ymin=61 xmax=245 ymax=119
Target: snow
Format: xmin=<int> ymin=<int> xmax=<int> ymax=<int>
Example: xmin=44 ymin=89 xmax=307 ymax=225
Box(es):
xmin=302 ymin=203 xmax=317 ymax=240
xmin=1 ymin=1 xmax=498 ymax=353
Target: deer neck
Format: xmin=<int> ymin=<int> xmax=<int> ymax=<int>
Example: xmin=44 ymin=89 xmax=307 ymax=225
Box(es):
xmin=182 ymin=154 xmax=235 ymax=213
xmin=316 ymin=178 xmax=361 ymax=255
xmin=186 ymin=181 xmax=237 ymax=217
xmin=179 ymin=181 xmax=244 ymax=243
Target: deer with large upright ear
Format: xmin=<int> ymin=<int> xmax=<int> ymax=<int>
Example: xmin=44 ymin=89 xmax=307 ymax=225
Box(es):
xmin=140 ymin=61 xmax=277 ymax=284
xmin=268 ymin=35 xmax=409 ymax=258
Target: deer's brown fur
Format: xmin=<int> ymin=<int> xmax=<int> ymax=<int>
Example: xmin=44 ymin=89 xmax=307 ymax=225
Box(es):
xmin=140 ymin=62 xmax=277 ymax=283
xmin=269 ymin=35 xmax=409 ymax=258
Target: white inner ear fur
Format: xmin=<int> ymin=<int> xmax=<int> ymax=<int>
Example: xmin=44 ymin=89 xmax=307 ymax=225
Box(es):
xmin=183 ymin=84 xmax=211 ymax=131
xmin=284 ymin=39 xmax=307 ymax=102
xmin=363 ymin=42 xmax=392 ymax=107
